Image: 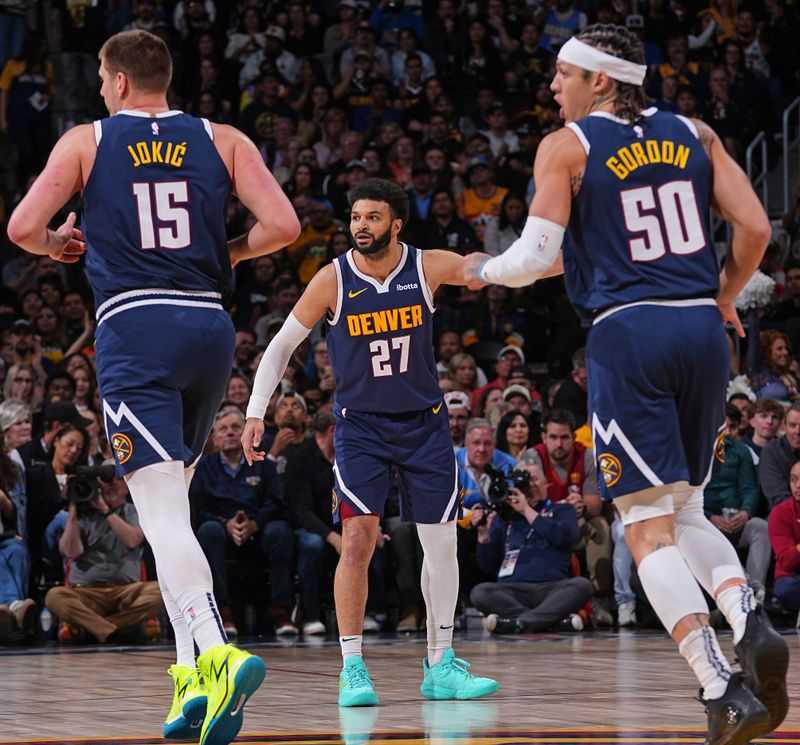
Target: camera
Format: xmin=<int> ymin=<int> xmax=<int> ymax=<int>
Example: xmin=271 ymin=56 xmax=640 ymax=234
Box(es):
xmin=482 ymin=465 xmax=531 ymax=522
xmin=65 ymin=464 xmax=117 ymax=503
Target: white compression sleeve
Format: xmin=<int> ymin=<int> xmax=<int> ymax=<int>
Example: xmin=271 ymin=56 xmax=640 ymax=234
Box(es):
xmin=246 ymin=312 xmax=312 ymax=420
xmin=479 ymin=216 xmax=565 ymax=288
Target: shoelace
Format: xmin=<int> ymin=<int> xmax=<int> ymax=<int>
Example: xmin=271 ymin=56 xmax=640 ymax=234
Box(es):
xmin=443 ymin=656 xmax=474 ymax=680
xmin=346 ymin=664 xmax=372 ymax=689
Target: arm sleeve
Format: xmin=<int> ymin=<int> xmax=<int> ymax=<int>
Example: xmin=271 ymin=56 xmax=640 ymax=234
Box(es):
xmin=247 ymin=313 xmax=312 ymax=420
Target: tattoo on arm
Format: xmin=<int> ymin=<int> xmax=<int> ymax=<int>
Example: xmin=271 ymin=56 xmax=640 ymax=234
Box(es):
xmin=571 ymin=172 xmax=583 ymax=197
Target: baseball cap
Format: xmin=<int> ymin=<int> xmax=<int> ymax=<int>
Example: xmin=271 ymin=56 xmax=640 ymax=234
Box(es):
xmin=265 ymin=25 xmax=286 ymax=42
xmin=444 ymin=391 xmax=471 ymax=411
xmin=502 ymin=384 xmax=532 ymax=404
xmin=277 ymin=391 xmax=307 ymax=412
xmin=310 ymin=198 xmax=334 ymax=212
xmin=625 ymin=14 xmax=645 ymax=29
xmin=356 ymin=20 xmax=374 ymax=31
xmin=354 ymin=48 xmax=373 ymax=60
xmin=43 ymin=399 xmax=93 ymax=428
xmin=10 ymin=318 xmax=32 ymax=334
xmin=466 ymin=155 xmax=491 ymax=174
xmin=346 ymin=158 xmax=366 ymax=171
xmin=498 ymin=344 xmax=525 ymax=364
xmin=488 ymin=100 xmax=505 ymax=113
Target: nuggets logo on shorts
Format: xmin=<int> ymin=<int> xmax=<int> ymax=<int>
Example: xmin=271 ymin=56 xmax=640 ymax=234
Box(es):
xmin=111 ymin=433 xmax=133 ymax=464
xmin=714 ymin=432 xmax=726 ymax=463
xmin=331 ymin=489 xmax=339 ymax=515
xmin=598 ymin=453 xmax=622 ymax=487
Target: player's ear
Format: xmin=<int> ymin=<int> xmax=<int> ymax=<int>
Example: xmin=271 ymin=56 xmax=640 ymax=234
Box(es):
xmin=593 ymin=71 xmax=615 ymax=97
xmin=392 ymin=217 xmax=403 ymax=236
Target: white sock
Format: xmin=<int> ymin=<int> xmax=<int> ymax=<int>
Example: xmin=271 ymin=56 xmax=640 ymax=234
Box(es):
xmin=162 ymin=584 xmax=196 ymax=668
xmin=417 ymin=522 xmax=458 ymax=666
xmin=126 ymin=460 xmax=226 ymax=655
xmin=340 ymin=634 xmax=363 ymax=662
xmin=679 ymin=627 xmax=732 ymax=700
xmin=716 ymin=584 xmax=755 ymax=645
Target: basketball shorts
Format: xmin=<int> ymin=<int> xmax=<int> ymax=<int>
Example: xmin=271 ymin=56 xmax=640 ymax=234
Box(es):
xmin=586 ymin=300 xmax=728 ymax=500
xmin=332 ymin=402 xmax=459 ymax=524
xmin=95 ymin=291 xmax=235 ymax=475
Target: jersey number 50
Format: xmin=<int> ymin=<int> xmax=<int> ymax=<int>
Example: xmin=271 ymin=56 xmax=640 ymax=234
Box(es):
xmin=132 ymin=181 xmax=191 ymax=250
xmin=370 ymin=335 xmax=410 ymax=377
xmin=621 ymin=180 xmax=705 ymax=262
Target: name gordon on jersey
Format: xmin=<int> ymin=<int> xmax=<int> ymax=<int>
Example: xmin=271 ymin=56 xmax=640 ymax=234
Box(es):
xmin=127 ymin=140 xmax=187 ymax=168
xmin=605 ymin=139 xmax=690 ymax=180
xmin=346 ymin=304 xmax=423 ymax=336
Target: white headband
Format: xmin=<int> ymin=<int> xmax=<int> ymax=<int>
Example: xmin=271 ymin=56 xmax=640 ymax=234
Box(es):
xmin=558 ymin=37 xmax=646 ymax=86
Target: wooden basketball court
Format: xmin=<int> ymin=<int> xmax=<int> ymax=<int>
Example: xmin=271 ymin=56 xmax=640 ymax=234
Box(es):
xmin=1 ymin=629 xmax=797 ymax=745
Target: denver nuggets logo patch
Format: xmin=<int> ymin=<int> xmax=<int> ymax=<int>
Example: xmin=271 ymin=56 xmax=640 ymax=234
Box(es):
xmin=598 ymin=453 xmax=622 ymax=487
xmin=331 ymin=489 xmax=339 ymax=514
xmin=715 ymin=432 xmax=726 ymax=463
xmin=111 ymin=433 xmax=133 ymax=465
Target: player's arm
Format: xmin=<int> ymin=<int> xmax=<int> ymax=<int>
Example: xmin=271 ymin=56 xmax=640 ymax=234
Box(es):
xmin=421 ymin=249 xmax=467 ymax=293
xmin=7 ymin=124 xmax=92 ymax=262
xmin=215 ymin=124 xmax=301 ymax=267
xmin=242 ymin=264 xmax=337 ymax=464
xmin=464 ymin=128 xmax=580 ymax=289
xmin=696 ymin=119 xmax=771 ymax=334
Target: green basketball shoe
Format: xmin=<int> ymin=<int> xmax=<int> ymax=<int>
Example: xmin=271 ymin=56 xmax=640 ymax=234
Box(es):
xmin=338 ymin=656 xmax=379 ymax=707
xmin=420 ymin=649 xmax=499 ymax=700
xmin=196 ymin=644 xmax=267 ymax=745
xmin=163 ymin=664 xmax=207 ymax=739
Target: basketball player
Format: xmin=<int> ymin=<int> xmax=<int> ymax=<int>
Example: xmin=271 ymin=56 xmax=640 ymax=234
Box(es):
xmin=465 ymin=24 xmax=789 ymax=745
xmin=7 ymin=30 xmax=300 ymax=745
xmin=242 ymin=178 xmax=498 ymax=707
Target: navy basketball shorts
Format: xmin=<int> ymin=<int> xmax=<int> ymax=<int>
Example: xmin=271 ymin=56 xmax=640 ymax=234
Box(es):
xmin=332 ymin=402 xmax=459 ymax=524
xmin=586 ymin=301 xmax=728 ymax=501
xmin=95 ymin=298 xmax=235 ymax=475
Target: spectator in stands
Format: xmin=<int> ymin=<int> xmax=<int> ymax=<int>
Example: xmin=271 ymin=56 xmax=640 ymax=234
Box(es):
xmin=448 ymin=352 xmax=479 ymax=396
xmin=770 ymin=262 xmax=800 ymax=324
xmin=705 ymin=404 xmax=771 ymax=595
xmin=284 ymin=1 xmax=322 ymax=57
xmin=0 ymin=400 xmax=31 ymax=454
xmin=370 ymin=0 xmax=424 ymax=46
xmin=339 ymin=20 xmax=391 ymax=80
xmin=288 ymin=198 xmax=343 ymax=285
xmin=265 ymin=392 xmax=307 ymax=476
xmin=502 ymin=384 xmax=537 ymax=422
xmin=519 ymin=409 xmax=613 ymax=625
xmin=239 ymin=68 xmax=297 ymax=155
xmin=759 ymin=402 xmax=800 ymax=510
xmin=553 ymin=347 xmax=588 ymax=428
xmin=225 ymin=6 xmax=265 ymax=77
xmin=406 ymin=163 xmax=434 ymax=223
xmin=481 ymin=101 xmax=518 ymax=161
xmin=741 ymin=398 xmax=783 ymax=464
xmin=45 ymin=462 xmax=162 ymax=643
xmin=424 ymin=0 xmax=465 ymax=78
xmin=191 ymin=407 xmax=296 ymax=636
xmin=470 ymin=462 xmax=592 ymax=633
xmin=457 ymin=418 xmax=515 ymax=510
xmin=391 ymin=28 xmax=434 ymax=85
xmin=225 ymin=372 xmax=252 ymax=415
xmin=470 ymin=345 xmax=524 ymax=413
xmin=313 ymin=108 xmax=347 ymax=170
xmin=495 ymin=410 xmax=534 ymax=462
xmin=413 ymin=188 xmax=478 ymax=254
xmin=457 ymin=156 xmax=508 ymax=245
xmin=445 ymin=391 xmax=470 ymax=451
xmin=749 ymin=329 xmax=799 ymax=404
xmin=323 ymin=0 xmax=358 ymax=60
xmin=541 ymin=0 xmax=588 ymax=52
xmin=769 ymin=459 xmax=800 ymax=627
xmin=3 ymin=363 xmax=39 ymax=411
xmin=705 ymin=67 xmax=748 ymax=157
xmin=483 ymin=192 xmax=527 ymax=257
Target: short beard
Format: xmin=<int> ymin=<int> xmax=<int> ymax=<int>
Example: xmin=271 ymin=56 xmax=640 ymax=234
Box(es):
xmin=352 ymin=225 xmax=392 ymax=259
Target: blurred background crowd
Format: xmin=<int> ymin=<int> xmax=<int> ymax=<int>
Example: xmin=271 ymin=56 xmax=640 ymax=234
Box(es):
xmin=0 ymin=0 xmax=799 ymax=645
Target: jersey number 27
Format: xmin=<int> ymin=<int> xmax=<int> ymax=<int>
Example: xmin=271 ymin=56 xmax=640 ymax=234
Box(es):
xmin=370 ymin=335 xmax=410 ymax=377
xmin=621 ymin=180 xmax=705 ymax=262
xmin=132 ymin=181 xmax=190 ymax=250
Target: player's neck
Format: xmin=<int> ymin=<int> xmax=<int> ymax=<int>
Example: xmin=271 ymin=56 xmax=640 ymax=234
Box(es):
xmin=352 ymin=240 xmax=404 ymax=282
xmin=118 ymin=96 xmax=171 ymax=115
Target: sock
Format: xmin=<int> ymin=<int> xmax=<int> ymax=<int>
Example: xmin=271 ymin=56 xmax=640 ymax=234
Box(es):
xmin=162 ymin=584 xmax=196 ymax=668
xmin=126 ymin=460 xmax=226 ymax=655
xmin=679 ymin=627 xmax=732 ymax=700
xmin=340 ymin=634 xmax=363 ymax=662
xmin=417 ymin=522 xmax=458 ymax=666
xmin=716 ymin=584 xmax=755 ymax=645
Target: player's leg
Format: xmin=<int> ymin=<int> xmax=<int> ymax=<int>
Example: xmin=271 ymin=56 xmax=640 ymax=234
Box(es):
xmin=401 ymin=406 xmax=498 ymax=700
xmin=332 ymin=408 xmax=392 ymax=706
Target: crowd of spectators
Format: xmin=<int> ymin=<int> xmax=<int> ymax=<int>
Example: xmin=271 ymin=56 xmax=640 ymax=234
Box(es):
xmin=0 ymin=0 xmax=799 ymax=642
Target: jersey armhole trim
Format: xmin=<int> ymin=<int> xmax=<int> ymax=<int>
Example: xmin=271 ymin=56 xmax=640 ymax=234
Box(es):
xmin=675 ymin=115 xmax=700 ymax=140
xmin=329 ymin=259 xmax=344 ymax=326
xmin=566 ymin=122 xmax=590 ymax=155
xmin=201 ymin=118 xmax=214 ymax=140
xmin=93 ymin=120 xmax=102 ymax=146
xmin=415 ymin=247 xmax=436 ymax=313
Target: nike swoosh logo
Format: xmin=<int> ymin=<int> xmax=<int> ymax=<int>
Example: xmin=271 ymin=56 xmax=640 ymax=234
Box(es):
xmin=348 ymin=288 xmax=368 ymax=298
xmin=432 ymin=402 xmax=443 ymax=414
xmin=439 ymin=624 xmax=454 ymax=630
xmin=341 ymin=636 xmax=359 ymax=642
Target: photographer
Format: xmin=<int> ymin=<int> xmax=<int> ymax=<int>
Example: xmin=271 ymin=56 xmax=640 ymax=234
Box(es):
xmin=45 ymin=462 xmax=163 ymax=644
xmin=470 ymin=464 xmax=592 ymax=634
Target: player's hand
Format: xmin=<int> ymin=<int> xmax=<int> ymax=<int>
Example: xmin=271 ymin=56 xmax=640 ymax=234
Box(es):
xmin=242 ymin=417 xmax=266 ymax=465
xmin=50 ymin=211 xmax=86 ymax=264
xmin=464 ymin=252 xmax=490 ymax=290
xmin=717 ymin=300 xmax=744 ymax=338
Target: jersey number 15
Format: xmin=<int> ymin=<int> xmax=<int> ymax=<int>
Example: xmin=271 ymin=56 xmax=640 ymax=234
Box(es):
xmin=132 ymin=181 xmax=191 ymax=250
xmin=621 ymin=180 xmax=705 ymax=262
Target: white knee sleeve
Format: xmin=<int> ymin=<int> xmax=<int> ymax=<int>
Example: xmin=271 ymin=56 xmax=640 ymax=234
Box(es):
xmin=637 ymin=546 xmax=708 ymax=635
xmin=674 ymin=487 xmax=745 ymax=595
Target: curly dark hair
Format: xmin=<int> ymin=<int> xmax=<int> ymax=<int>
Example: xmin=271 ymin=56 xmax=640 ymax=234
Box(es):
xmin=348 ymin=178 xmax=410 ymax=225
xmin=575 ymin=23 xmax=648 ymax=124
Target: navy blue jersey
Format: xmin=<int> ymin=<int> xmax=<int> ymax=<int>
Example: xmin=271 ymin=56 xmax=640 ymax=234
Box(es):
xmin=82 ymin=111 xmax=232 ymax=308
xmin=327 ymin=244 xmax=441 ymax=413
xmin=563 ymin=108 xmax=719 ymax=314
